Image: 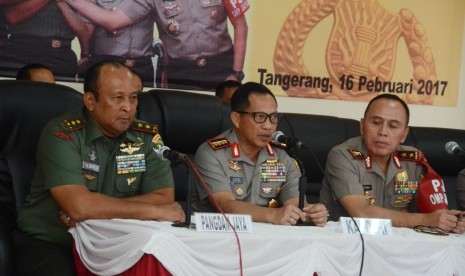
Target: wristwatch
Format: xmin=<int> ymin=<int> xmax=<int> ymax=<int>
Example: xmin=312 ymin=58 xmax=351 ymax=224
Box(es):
xmin=233 ymin=70 xmax=245 ymax=81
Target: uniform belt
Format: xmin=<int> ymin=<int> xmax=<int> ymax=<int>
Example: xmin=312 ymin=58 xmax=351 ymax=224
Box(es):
xmin=5 ymin=34 xmax=72 ymax=48
xmin=168 ymin=48 xmax=233 ymax=68
xmin=91 ymin=55 xmax=152 ymax=68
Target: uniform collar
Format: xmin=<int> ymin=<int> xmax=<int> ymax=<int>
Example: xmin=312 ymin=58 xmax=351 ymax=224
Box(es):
xmin=227 ymin=129 xmax=276 ymax=165
xmin=83 ymin=108 xmax=130 ymax=146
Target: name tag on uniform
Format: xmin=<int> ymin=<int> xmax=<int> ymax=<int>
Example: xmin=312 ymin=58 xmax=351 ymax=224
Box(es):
xmin=82 ymin=161 xmax=99 ymax=172
xmin=194 ymin=212 xmax=253 ymax=233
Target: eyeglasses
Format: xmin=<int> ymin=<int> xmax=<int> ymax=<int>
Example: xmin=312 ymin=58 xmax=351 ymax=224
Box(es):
xmin=235 ymin=111 xmax=282 ymax=124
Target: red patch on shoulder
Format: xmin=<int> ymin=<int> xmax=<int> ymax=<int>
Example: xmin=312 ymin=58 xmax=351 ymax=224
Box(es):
xmin=55 ymin=131 xmax=73 ymax=142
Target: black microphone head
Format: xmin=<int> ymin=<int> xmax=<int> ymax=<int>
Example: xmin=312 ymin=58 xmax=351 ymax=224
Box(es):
xmin=271 ymin=131 xmax=285 ymax=144
xmin=445 ymin=141 xmax=459 ymax=155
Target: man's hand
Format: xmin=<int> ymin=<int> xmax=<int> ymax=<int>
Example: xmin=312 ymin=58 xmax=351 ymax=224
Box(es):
xmin=426 ymin=209 xmax=461 ymax=232
xmin=157 ymin=202 xmax=186 ymax=223
xmin=303 ymin=203 xmax=328 ymax=227
xmin=451 ymin=211 xmax=465 ymax=234
xmin=270 ymin=204 xmax=306 ymax=226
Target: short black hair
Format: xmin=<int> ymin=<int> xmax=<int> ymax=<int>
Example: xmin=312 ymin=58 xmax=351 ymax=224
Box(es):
xmin=231 ymin=82 xmax=277 ymax=112
xmin=84 ymin=60 xmax=127 ymax=101
xmin=364 ymin=94 xmax=410 ymax=124
xmin=215 ymin=80 xmax=241 ymax=98
xmin=16 ymin=64 xmax=53 ymax=80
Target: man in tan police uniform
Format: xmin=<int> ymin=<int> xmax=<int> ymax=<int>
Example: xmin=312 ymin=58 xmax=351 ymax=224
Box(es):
xmin=319 ymin=94 xmax=465 ymax=233
xmin=193 ymin=82 xmax=327 ymax=226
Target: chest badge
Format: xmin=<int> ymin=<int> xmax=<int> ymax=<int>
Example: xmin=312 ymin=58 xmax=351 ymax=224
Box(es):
xmin=228 ymin=160 xmax=241 ymax=171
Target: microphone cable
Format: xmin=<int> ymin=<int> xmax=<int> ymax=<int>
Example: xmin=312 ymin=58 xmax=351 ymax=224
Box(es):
xmin=281 ymin=115 xmax=365 ymax=276
xmin=184 ymin=156 xmax=244 ymax=276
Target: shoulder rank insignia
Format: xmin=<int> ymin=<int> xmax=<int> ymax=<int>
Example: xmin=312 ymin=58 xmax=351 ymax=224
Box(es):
xmin=396 ymin=151 xmax=421 ymax=162
xmin=207 ymin=137 xmax=230 ymax=150
xmin=63 ymin=117 xmax=86 ymax=132
xmin=347 ymin=149 xmax=365 ymax=159
xmin=132 ymin=122 xmax=158 ymax=134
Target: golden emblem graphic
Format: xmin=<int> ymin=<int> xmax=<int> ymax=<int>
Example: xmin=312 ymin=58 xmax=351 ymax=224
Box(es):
xmin=274 ymin=0 xmax=437 ymax=104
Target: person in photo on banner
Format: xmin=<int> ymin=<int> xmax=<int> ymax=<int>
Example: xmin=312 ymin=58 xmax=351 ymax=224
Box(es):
xmin=319 ymin=94 xmax=465 ymax=233
xmin=64 ymin=0 xmax=249 ymax=91
xmin=62 ymin=0 xmax=164 ymax=87
xmin=0 ymin=0 xmax=91 ymax=79
xmin=13 ymin=61 xmax=185 ymax=275
xmin=193 ymin=82 xmax=328 ymax=226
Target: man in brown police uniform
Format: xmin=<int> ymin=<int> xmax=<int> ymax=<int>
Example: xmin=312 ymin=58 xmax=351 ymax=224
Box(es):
xmin=193 ymin=82 xmax=327 ymax=226
xmin=320 ymin=94 xmax=465 ymax=233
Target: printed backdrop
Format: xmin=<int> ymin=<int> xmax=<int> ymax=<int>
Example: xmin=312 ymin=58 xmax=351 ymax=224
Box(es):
xmin=1 ymin=0 xmax=464 ymax=106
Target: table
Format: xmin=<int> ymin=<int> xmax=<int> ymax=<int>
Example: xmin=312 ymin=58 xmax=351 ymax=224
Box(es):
xmin=70 ymin=219 xmax=465 ymax=276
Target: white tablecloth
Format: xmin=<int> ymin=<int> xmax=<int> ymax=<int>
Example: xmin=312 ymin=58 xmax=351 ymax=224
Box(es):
xmin=69 ymin=219 xmax=465 ymax=276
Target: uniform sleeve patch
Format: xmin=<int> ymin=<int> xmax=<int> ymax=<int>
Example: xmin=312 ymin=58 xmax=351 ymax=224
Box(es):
xmin=207 ymin=137 xmax=230 ymax=150
xmin=347 ymin=149 xmax=365 ymax=159
xmin=55 ymin=131 xmax=73 ymax=142
xmin=132 ymin=122 xmax=158 ymax=134
xmin=396 ymin=151 xmax=421 ymax=162
xmin=62 ymin=117 xmax=86 ymax=132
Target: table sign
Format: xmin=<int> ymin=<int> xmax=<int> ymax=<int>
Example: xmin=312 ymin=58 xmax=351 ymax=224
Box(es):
xmin=194 ymin=212 xmax=253 ymax=233
xmin=340 ymin=217 xmax=392 ymax=236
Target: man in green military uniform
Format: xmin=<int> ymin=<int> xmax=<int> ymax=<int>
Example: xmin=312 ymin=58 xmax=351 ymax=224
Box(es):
xmin=319 ymin=94 xmax=465 ymax=233
xmin=193 ymin=82 xmax=327 ymax=226
xmin=14 ymin=61 xmax=185 ymax=275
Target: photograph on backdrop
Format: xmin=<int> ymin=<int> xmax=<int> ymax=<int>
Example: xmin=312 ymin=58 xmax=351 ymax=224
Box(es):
xmin=0 ymin=0 xmax=463 ymax=106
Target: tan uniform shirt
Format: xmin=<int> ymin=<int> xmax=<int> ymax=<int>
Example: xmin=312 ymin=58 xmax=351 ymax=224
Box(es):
xmin=120 ymin=0 xmax=234 ymax=60
xmin=320 ymin=136 xmax=424 ymax=221
xmin=88 ymin=0 xmax=155 ymax=57
xmin=193 ymin=129 xmax=300 ymax=212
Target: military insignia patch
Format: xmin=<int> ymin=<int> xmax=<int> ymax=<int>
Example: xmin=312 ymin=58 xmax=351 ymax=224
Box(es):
xmin=396 ymin=151 xmax=421 ymax=162
xmin=132 ymin=122 xmax=158 ymax=134
xmin=207 ymin=137 xmax=230 ymax=150
xmin=347 ymin=149 xmax=365 ymax=159
xmin=55 ymin=131 xmax=73 ymax=142
xmin=63 ymin=117 xmax=86 ymax=132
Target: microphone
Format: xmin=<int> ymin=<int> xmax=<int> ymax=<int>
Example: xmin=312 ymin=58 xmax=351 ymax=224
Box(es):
xmin=154 ymin=145 xmax=187 ymax=161
xmin=271 ymin=131 xmax=305 ymax=149
xmin=445 ymin=141 xmax=465 ymax=157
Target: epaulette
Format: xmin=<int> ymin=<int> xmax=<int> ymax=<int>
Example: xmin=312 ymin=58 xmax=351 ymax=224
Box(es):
xmin=396 ymin=150 xmax=421 ymax=162
xmin=63 ymin=117 xmax=86 ymax=132
xmin=207 ymin=137 xmax=230 ymax=150
xmin=131 ymin=121 xmax=158 ymax=135
xmin=347 ymin=149 xmax=365 ymax=159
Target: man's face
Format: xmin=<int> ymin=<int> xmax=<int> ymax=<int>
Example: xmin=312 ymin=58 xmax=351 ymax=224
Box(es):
xmin=86 ymin=66 xmax=140 ymax=137
xmin=232 ymin=93 xmax=278 ymax=151
xmin=360 ymin=98 xmax=409 ymax=161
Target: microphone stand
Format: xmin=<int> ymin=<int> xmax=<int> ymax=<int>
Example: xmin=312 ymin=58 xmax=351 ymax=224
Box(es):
xmin=283 ymin=143 xmax=310 ymax=226
xmin=172 ymin=157 xmax=193 ymax=228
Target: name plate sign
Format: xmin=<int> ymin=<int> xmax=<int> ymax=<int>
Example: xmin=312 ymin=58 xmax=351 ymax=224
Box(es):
xmin=194 ymin=212 xmax=253 ymax=233
xmin=340 ymin=217 xmax=392 ymax=236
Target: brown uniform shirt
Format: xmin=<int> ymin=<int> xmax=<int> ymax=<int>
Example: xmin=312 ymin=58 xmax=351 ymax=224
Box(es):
xmin=320 ymin=136 xmax=424 ymax=221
